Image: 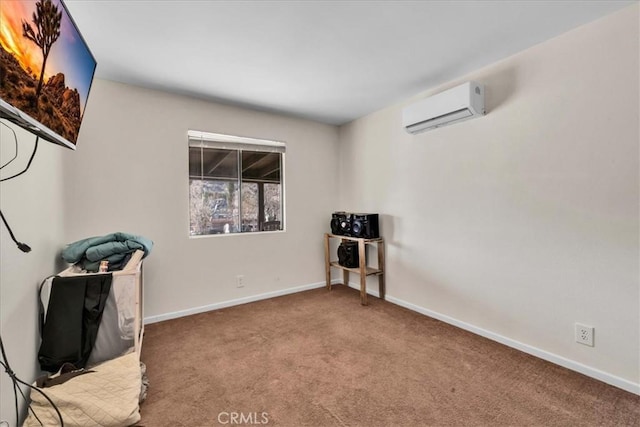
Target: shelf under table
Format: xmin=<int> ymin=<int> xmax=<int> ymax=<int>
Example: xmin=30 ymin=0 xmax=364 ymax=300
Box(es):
xmin=329 ymin=261 xmax=382 ymax=276
xmin=324 ymin=233 xmax=385 ymax=305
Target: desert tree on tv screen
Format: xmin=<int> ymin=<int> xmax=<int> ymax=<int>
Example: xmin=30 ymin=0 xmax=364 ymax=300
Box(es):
xmin=22 ymin=0 xmax=62 ymax=100
xmin=0 ymin=0 xmax=95 ymax=144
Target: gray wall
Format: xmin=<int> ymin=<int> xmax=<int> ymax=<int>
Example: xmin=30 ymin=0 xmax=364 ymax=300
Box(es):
xmin=0 ymin=124 xmax=68 ymax=422
xmin=63 ymin=79 xmax=340 ymax=320
xmin=337 ymin=5 xmax=639 ymax=389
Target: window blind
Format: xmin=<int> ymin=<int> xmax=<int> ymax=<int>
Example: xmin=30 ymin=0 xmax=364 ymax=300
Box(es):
xmin=188 ymin=130 xmax=286 ymax=154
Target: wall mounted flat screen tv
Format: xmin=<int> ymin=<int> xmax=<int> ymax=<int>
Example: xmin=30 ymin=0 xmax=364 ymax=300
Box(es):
xmin=0 ymin=0 xmax=96 ymax=150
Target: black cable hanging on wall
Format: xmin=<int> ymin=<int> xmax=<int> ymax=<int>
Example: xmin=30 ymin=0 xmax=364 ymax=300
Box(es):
xmin=0 ymin=121 xmax=19 ymax=170
xmin=0 ymin=124 xmax=64 ymax=424
xmin=0 ymin=210 xmax=31 ymax=253
xmin=0 ymin=335 xmax=64 ymax=426
xmin=0 ymin=126 xmax=40 ymax=252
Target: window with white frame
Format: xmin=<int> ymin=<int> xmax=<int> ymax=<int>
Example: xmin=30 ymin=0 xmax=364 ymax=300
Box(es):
xmin=188 ymin=130 xmax=285 ymax=236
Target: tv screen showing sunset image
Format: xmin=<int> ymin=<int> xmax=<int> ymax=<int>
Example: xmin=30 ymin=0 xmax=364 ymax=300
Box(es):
xmin=0 ymin=0 xmax=96 ymax=145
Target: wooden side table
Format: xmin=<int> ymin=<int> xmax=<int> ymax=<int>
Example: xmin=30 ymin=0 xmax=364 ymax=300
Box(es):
xmin=324 ymin=233 xmax=385 ymax=305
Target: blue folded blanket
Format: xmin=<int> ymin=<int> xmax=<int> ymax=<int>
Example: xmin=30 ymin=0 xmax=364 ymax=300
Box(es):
xmin=62 ymin=232 xmax=153 ymax=271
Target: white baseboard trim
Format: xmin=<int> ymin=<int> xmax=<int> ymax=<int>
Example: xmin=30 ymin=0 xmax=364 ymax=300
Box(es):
xmin=385 ymin=294 xmax=640 ymax=396
xmin=144 ymin=279 xmax=638 ymax=395
xmin=144 ymin=280 xmax=332 ymax=325
xmin=345 ymin=281 xmax=380 ymax=298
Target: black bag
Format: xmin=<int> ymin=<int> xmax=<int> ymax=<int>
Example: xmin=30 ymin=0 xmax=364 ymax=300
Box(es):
xmin=38 ymin=274 xmax=112 ymax=372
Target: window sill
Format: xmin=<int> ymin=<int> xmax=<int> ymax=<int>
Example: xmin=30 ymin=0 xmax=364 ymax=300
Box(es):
xmin=188 ymin=229 xmax=286 ymax=239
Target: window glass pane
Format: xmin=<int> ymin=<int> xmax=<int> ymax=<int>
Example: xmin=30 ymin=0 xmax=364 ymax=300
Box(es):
xmin=241 ymin=152 xmax=280 ymax=182
xmin=202 ymin=148 xmax=238 ymax=179
xmin=241 ymin=182 xmax=258 ymax=232
xmin=188 ymin=147 xmax=202 ymax=177
xmin=189 ymin=179 xmax=239 ymax=235
xmin=264 ymin=183 xmax=282 ymax=231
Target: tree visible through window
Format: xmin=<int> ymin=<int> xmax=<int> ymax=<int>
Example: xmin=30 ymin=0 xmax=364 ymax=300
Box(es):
xmin=188 ymin=131 xmax=285 ymax=236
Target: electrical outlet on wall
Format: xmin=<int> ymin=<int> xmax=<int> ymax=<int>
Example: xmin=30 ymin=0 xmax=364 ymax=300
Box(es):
xmin=575 ymin=323 xmax=594 ymax=347
xmin=236 ymin=275 xmax=244 ymax=288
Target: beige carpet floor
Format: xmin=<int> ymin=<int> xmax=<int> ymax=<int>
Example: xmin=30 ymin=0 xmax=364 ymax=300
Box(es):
xmin=139 ymin=285 xmax=640 ymax=426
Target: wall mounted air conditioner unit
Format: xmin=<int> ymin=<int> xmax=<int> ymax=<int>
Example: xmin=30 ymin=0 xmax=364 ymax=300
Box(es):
xmin=402 ymin=81 xmax=485 ymax=134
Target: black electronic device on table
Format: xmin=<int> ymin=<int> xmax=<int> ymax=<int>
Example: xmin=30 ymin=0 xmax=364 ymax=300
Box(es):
xmin=337 ymin=241 xmax=359 ymax=268
xmin=331 ymin=211 xmax=351 ymax=236
xmin=330 ymin=212 xmax=379 ymax=239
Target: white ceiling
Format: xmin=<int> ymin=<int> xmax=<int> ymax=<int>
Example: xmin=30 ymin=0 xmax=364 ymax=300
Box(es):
xmin=65 ymin=0 xmax=635 ymax=125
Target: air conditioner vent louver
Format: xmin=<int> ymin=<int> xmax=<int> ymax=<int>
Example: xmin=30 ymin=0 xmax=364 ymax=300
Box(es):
xmin=403 ymin=81 xmax=485 ymax=134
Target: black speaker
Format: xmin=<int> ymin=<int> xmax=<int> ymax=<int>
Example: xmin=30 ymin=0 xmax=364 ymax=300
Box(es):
xmin=350 ymin=213 xmax=379 ymax=239
xmin=331 ymin=211 xmax=351 ymax=236
xmin=337 ymin=241 xmax=359 ymax=268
